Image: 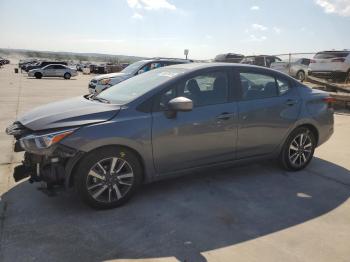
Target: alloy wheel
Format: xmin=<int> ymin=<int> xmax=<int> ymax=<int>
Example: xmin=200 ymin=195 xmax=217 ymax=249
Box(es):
xmin=288 ymin=132 xmax=313 ymax=168
xmin=86 ymin=157 xmax=134 ymax=203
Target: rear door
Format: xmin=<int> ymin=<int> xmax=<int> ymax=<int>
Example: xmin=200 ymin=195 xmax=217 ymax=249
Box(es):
xmin=152 ymin=68 xmax=238 ymax=174
xmin=236 ymin=68 xmax=301 ymax=158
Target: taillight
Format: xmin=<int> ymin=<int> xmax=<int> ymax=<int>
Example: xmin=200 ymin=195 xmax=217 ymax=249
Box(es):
xmin=331 ymin=58 xmax=345 ymax=62
xmin=310 ymin=59 xmax=316 ymax=63
xmin=323 ymin=97 xmax=336 ymax=108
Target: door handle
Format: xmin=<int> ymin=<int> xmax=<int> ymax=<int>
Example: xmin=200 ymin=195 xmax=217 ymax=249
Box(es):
xmin=285 ymin=99 xmax=298 ymax=106
xmin=216 ymin=112 xmax=234 ymax=120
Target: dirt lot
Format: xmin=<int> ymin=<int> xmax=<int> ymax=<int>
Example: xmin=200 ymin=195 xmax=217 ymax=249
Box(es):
xmin=0 ymin=63 xmax=350 ymax=262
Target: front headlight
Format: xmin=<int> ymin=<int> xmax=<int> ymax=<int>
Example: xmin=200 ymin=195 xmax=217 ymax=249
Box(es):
xmin=20 ymin=129 xmax=76 ymax=150
xmin=99 ymin=78 xmax=111 ymax=85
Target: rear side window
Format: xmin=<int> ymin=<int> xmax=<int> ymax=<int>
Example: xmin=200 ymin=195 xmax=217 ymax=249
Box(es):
xmin=239 ymin=72 xmax=278 ymax=100
xmin=300 ymin=59 xmax=310 ymax=66
xmin=314 ymin=52 xmax=349 ymax=59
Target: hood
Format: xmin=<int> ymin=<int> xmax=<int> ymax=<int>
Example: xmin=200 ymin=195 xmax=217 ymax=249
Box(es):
xmin=18 ymin=96 xmax=120 ymax=131
xmin=92 ymin=72 xmax=130 ymax=81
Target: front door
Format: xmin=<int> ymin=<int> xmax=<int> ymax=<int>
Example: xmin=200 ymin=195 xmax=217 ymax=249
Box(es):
xmin=152 ymin=70 xmax=238 ymax=174
xmin=42 ymin=65 xmax=55 ymax=76
xmin=236 ymin=69 xmax=301 ymax=158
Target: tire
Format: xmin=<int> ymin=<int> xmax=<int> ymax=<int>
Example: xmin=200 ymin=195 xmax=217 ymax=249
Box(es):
xmin=296 ymin=70 xmax=306 ymax=82
xmin=74 ymin=146 xmax=143 ymax=209
xmin=64 ymin=73 xmax=71 ymax=79
xmin=345 ymin=70 xmax=350 ymax=84
xmin=34 ymin=72 xmax=42 ymax=79
xmin=280 ymin=127 xmax=316 ymax=171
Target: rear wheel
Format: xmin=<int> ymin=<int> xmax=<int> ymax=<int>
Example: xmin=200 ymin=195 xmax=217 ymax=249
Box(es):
xmin=280 ymin=127 xmax=316 ymax=171
xmin=345 ymin=70 xmax=350 ymax=84
xmin=34 ymin=72 xmax=42 ymax=79
xmin=75 ymin=146 xmax=143 ymax=209
xmin=296 ymin=70 xmax=306 ymax=82
xmin=64 ymin=72 xmax=71 ymax=79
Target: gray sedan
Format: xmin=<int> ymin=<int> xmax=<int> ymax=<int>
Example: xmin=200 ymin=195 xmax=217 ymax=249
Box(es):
xmin=28 ymin=64 xmax=78 ymax=79
xmin=7 ymin=63 xmax=334 ymax=209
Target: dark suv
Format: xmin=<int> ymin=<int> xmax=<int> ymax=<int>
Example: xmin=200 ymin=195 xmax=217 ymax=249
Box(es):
xmin=25 ymin=61 xmax=68 ymax=72
xmin=241 ymin=55 xmax=282 ymax=68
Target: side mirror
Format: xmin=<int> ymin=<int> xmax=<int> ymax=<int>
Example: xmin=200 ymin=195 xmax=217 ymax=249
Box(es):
xmin=168 ymin=97 xmax=193 ymax=112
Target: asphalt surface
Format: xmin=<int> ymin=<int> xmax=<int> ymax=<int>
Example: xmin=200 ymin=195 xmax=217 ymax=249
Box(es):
xmin=0 ymin=63 xmax=350 ymax=262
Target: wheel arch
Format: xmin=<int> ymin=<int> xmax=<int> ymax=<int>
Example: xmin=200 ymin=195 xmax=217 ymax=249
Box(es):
xmin=66 ymin=144 xmax=146 ymax=188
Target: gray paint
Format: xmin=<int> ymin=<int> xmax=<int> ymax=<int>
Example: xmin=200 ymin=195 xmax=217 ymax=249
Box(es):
xmin=13 ymin=63 xmax=334 ymax=184
xmin=18 ymin=96 xmax=120 ymax=130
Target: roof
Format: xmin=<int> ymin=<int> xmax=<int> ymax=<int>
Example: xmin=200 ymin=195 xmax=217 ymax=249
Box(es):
xmin=165 ymin=62 xmax=274 ymax=71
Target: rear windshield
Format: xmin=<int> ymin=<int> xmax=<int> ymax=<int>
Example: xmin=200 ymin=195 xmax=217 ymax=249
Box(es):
xmin=97 ymin=68 xmax=186 ymax=104
xmin=314 ymin=52 xmax=349 ymax=59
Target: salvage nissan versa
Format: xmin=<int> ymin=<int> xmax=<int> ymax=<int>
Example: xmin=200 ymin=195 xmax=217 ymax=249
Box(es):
xmin=6 ymin=63 xmax=334 ymax=209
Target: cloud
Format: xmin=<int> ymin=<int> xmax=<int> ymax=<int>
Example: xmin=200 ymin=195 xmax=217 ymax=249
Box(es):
xmin=246 ymin=34 xmax=267 ymax=42
xmin=205 ymin=34 xmax=213 ymax=40
xmin=273 ymin=26 xmax=282 ymax=34
xmin=73 ymin=38 xmax=126 ymax=44
xmin=250 ymin=5 xmax=260 ymax=10
xmin=251 ymin=23 xmax=268 ymax=31
xmin=315 ymin=0 xmax=350 ymax=16
xmin=131 ymin=12 xmax=143 ymax=19
xmin=127 ymin=0 xmax=176 ymax=11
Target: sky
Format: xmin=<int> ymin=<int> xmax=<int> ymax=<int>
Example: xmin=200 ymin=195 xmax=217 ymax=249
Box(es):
xmin=0 ymin=0 xmax=349 ymax=60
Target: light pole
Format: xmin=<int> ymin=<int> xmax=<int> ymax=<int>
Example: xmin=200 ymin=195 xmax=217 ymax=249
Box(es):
xmin=184 ymin=49 xmax=189 ymax=60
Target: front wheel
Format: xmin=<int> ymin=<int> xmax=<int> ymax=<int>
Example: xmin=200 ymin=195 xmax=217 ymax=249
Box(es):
xmin=64 ymin=73 xmax=71 ymax=79
xmin=280 ymin=127 xmax=316 ymax=171
xmin=296 ymin=70 xmax=306 ymax=82
xmin=34 ymin=72 xmax=42 ymax=79
xmin=75 ymin=147 xmax=143 ymax=209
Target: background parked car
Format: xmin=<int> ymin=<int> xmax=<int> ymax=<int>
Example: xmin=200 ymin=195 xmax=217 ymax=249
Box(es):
xmin=25 ymin=61 xmax=68 ymax=72
xmin=88 ymin=58 xmax=192 ymax=94
xmin=0 ymin=58 xmax=10 ymax=65
xmin=214 ymin=53 xmax=244 ymax=63
xmin=28 ymin=64 xmax=78 ymax=79
xmin=308 ymin=50 xmax=350 ymax=82
xmin=241 ymin=55 xmax=282 ymax=68
xmin=271 ymin=58 xmax=311 ymax=81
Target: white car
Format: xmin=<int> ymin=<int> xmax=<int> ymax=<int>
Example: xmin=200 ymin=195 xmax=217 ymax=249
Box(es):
xmin=88 ymin=58 xmax=191 ymax=94
xmin=28 ymin=64 xmax=78 ymax=79
xmin=308 ymin=50 xmax=350 ymax=81
xmin=271 ymin=58 xmax=311 ymax=81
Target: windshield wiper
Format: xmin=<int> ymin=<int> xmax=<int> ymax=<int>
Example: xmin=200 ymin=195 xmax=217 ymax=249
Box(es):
xmin=90 ymin=96 xmax=110 ymax=104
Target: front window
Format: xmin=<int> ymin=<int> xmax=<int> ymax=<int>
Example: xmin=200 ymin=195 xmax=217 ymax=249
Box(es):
xmin=97 ymin=68 xmax=185 ymax=104
xmin=158 ymin=71 xmax=229 ymax=109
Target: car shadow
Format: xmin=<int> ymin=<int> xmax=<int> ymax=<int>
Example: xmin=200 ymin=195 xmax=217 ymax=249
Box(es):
xmin=1 ymin=157 xmax=349 ymax=262
xmin=26 ymin=77 xmax=77 ymax=80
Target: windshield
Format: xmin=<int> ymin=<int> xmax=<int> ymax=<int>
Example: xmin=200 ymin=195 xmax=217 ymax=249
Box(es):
xmin=121 ymin=60 xmax=148 ymax=74
xmin=97 ymin=67 xmax=186 ymax=104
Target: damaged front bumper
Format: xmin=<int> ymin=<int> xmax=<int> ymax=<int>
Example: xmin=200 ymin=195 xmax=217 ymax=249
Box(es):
xmin=13 ymin=144 xmax=82 ymax=189
xmin=7 ymin=121 xmax=83 ymax=188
